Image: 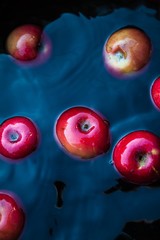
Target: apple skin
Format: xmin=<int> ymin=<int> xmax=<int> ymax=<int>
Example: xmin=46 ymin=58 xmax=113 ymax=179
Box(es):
xmin=113 ymin=130 xmax=160 ymax=185
xmin=151 ymin=77 xmax=160 ymax=110
xmin=0 ymin=191 xmax=25 ymax=240
xmin=103 ymin=27 xmax=152 ymax=77
xmin=0 ymin=116 xmax=39 ymax=161
xmin=55 ymin=106 xmax=111 ymax=159
xmin=6 ymin=24 xmax=42 ymax=61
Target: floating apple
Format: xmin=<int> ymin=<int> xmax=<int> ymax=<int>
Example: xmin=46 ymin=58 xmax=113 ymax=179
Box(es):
xmin=113 ymin=130 xmax=160 ymax=185
xmin=103 ymin=27 xmax=152 ymax=77
xmin=6 ymin=24 xmax=42 ymax=61
xmin=0 ymin=191 xmax=25 ymax=240
xmin=55 ymin=106 xmax=111 ymax=159
xmin=151 ymin=76 xmax=160 ymax=110
xmin=0 ymin=116 xmax=39 ymax=161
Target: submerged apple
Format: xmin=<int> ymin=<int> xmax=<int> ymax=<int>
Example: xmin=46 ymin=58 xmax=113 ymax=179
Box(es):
xmin=0 ymin=116 xmax=39 ymax=161
xmin=6 ymin=24 xmax=42 ymax=61
xmin=55 ymin=106 xmax=111 ymax=159
xmin=103 ymin=27 xmax=152 ymax=77
xmin=113 ymin=130 xmax=160 ymax=185
xmin=0 ymin=192 xmax=25 ymax=240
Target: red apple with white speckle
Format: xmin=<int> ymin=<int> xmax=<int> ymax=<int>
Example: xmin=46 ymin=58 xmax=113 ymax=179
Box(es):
xmin=113 ymin=130 xmax=160 ymax=185
xmin=0 ymin=116 xmax=39 ymax=161
xmin=55 ymin=106 xmax=111 ymax=159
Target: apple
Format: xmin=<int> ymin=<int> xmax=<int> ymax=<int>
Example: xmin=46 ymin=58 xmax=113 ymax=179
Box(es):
xmin=0 ymin=116 xmax=39 ymax=161
xmin=151 ymin=76 xmax=160 ymax=110
xmin=113 ymin=130 xmax=160 ymax=185
xmin=6 ymin=24 xmax=42 ymax=61
xmin=103 ymin=27 xmax=152 ymax=77
xmin=55 ymin=106 xmax=111 ymax=159
xmin=0 ymin=191 xmax=25 ymax=240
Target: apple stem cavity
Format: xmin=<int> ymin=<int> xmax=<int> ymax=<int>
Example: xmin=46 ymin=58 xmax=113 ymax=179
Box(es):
xmin=115 ymin=51 xmax=125 ymax=61
xmin=135 ymin=152 xmax=148 ymax=169
xmin=78 ymin=119 xmax=93 ymax=133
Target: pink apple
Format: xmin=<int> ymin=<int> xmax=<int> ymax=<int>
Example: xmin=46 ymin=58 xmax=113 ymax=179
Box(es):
xmin=6 ymin=24 xmax=42 ymax=61
xmin=103 ymin=27 xmax=152 ymax=77
xmin=0 ymin=116 xmax=39 ymax=161
xmin=0 ymin=191 xmax=25 ymax=240
xmin=55 ymin=106 xmax=111 ymax=159
xmin=151 ymin=76 xmax=160 ymax=110
xmin=113 ymin=130 xmax=160 ymax=185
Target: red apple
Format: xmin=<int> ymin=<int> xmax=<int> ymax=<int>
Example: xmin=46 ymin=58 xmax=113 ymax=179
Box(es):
xmin=103 ymin=27 xmax=152 ymax=77
xmin=0 ymin=191 xmax=25 ymax=240
xmin=113 ymin=130 xmax=160 ymax=185
xmin=6 ymin=24 xmax=42 ymax=61
xmin=0 ymin=116 xmax=39 ymax=161
xmin=55 ymin=106 xmax=111 ymax=159
xmin=151 ymin=76 xmax=160 ymax=110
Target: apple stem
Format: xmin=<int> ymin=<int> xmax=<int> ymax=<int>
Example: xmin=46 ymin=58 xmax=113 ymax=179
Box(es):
xmin=78 ymin=119 xmax=93 ymax=133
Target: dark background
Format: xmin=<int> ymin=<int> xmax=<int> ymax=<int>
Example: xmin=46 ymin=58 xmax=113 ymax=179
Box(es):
xmin=0 ymin=0 xmax=159 ymax=52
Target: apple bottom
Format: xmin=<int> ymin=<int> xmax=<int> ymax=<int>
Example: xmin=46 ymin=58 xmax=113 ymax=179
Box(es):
xmin=113 ymin=131 xmax=160 ymax=185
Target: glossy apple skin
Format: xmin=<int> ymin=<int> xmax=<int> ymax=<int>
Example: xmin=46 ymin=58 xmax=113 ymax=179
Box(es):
xmin=6 ymin=24 xmax=42 ymax=61
xmin=0 ymin=192 xmax=25 ymax=240
xmin=151 ymin=77 xmax=160 ymax=110
xmin=55 ymin=106 xmax=111 ymax=159
xmin=0 ymin=116 xmax=39 ymax=160
xmin=113 ymin=131 xmax=160 ymax=185
xmin=103 ymin=27 xmax=152 ymax=77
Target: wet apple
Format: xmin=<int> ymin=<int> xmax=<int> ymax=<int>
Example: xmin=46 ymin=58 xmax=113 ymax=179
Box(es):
xmin=103 ymin=27 xmax=152 ymax=77
xmin=0 ymin=116 xmax=39 ymax=160
xmin=55 ymin=106 xmax=111 ymax=159
xmin=113 ymin=130 xmax=160 ymax=185
xmin=0 ymin=192 xmax=25 ymax=240
xmin=6 ymin=24 xmax=42 ymax=61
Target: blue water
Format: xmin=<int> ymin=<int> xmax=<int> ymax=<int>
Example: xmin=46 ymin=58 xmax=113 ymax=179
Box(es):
xmin=0 ymin=5 xmax=160 ymax=240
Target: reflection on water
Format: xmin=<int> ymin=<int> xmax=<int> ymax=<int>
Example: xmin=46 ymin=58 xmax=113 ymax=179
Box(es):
xmin=0 ymin=5 xmax=160 ymax=240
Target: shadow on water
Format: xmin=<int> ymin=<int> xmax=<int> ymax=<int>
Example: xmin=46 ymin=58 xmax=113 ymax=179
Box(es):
xmin=115 ymin=218 xmax=160 ymax=240
xmin=54 ymin=180 xmax=66 ymax=208
xmin=49 ymin=219 xmax=58 ymax=237
xmin=104 ymin=178 xmax=160 ymax=194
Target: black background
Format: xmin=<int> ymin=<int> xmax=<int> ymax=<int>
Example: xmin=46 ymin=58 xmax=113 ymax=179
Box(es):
xmin=0 ymin=0 xmax=159 ymax=52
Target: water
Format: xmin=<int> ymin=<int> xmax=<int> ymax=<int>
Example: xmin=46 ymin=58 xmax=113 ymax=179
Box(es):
xmin=0 ymin=5 xmax=160 ymax=240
